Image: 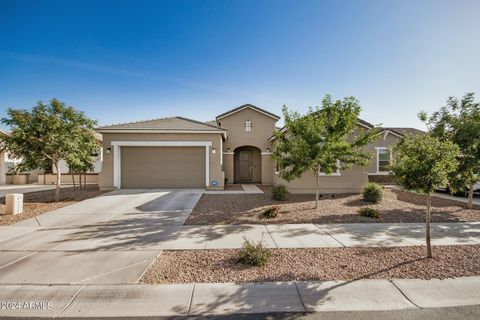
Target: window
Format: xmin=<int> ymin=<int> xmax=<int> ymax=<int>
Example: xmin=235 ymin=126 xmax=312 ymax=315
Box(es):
xmin=244 ymin=120 xmax=252 ymax=132
xmin=377 ymin=148 xmax=390 ymax=172
xmin=318 ymin=160 xmax=341 ymax=176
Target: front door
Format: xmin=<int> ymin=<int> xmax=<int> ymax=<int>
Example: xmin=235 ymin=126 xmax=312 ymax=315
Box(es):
xmin=239 ymin=150 xmax=253 ymax=181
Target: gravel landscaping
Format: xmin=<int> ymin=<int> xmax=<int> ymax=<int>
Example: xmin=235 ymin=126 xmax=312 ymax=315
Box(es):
xmin=0 ymin=186 xmax=108 ymax=225
xmin=185 ymin=186 xmax=480 ymax=225
xmin=140 ymin=245 xmax=480 ymax=284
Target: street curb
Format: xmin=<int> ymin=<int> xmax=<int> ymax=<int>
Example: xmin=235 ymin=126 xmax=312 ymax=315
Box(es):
xmin=0 ymin=277 xmax=479 ymax=318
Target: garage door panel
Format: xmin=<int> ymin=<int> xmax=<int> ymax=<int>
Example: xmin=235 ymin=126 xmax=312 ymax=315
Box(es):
xmin=121 ymin=146 xmax=205 ymax=188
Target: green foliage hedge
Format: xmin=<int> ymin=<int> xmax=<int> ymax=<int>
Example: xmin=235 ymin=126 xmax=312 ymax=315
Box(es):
xmin=358 ymin=207 xmax=380 ymax=219
xmin=272 ymin=184 xmax=288 ymax=201
xmin=363 ymin=182 xmax=384 ymax=203
xmin=238 ymin=238 xmax=272 ymax=267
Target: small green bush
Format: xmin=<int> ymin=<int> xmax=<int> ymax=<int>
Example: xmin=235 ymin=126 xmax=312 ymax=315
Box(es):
xmin=358 ymin=207 xmax=381 ymax=219
xmin=272 ymin=184 xmax=288 ymax=201
xmin=238 ymin=238 xmax=272 ymax=267
xmin=363 ymin=182 xmax=384 ymax=203
xmin=263 ymin=206 xmax=279 ymax=218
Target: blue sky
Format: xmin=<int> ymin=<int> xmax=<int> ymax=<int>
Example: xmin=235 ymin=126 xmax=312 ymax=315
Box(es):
xmin=1 ymin=0 xmax=479 ymax=130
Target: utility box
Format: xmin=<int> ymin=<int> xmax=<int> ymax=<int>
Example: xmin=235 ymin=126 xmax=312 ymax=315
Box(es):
xmin=4 ymin=194 xmax=23 ymax=215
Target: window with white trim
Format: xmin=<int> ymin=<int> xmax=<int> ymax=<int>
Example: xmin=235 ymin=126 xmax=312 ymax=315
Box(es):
xmin=377 ymin=148 xmax=390 ymax=172
xmin=318 ymin=160 xmax=341 ymax=176
xmin=244 ymin=120 xmax=252 ymax=132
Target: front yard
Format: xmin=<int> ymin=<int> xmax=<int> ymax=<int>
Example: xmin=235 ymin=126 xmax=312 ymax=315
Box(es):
xmin=0 ymin=186 xmax=108 ymax=225
xmin=140 ymin=245 xmax=480 ymax=284
xmin=186 ymin=186 xmax=480 ymax=225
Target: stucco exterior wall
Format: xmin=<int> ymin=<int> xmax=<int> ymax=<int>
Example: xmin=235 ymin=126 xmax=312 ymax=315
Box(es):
xmin=99 ymin=132 xmax=224 ymax=190
xmin=219 ymin=108 xmax=277 ymax=151
xmin=273 ymin=165 xmax=368 ymax=194
xmin=223 ymin=154 xmax=234 ymax=185
xmin=261 ymin=154 xmax=274 ymax=184
xmin=218 ymin=107 xmax=277 ymax=184
xmin=365 ymin=132 xmax=402 ymax=174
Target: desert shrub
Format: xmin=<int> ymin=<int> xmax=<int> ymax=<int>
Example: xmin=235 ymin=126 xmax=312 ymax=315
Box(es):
xmin=272 ymin=184 xmax=288 ymax=201
xmin=238 ymin=238 xmax=272 ymax=267
xmin=263 ymin=206 xmax=279 ymax=218
xmin=363 ymin=182 xmax=384 ymax=203
xmin=358 ymin=207 xmax=380 ymax=219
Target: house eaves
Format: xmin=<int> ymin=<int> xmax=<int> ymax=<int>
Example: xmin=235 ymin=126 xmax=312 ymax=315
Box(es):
xmin=216 ymin=104 xmax=280 ymax=121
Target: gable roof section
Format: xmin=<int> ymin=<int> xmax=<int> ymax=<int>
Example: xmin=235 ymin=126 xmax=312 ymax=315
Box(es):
xmin=357 ymin=119 xmax=374 ymax=129
xmin=216 ymin=104 xmax=280 ymax=121
xmin=269 ymin=118 xmax=375 ymax=140
xmin=383 ymin=127 xmax=426 ymax=137
xmin=96 ymin=116 xmax=226 ymax=137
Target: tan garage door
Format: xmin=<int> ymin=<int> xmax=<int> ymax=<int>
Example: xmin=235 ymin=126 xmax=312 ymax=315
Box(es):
xmin=121 ymin=146 xmax=205 ymax=188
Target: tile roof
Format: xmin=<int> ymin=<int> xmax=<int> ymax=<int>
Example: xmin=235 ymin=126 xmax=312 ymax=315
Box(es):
xmin=96 ymin=116 xmax=225 ymax=132
xmin=216 ymin=104 xmax=280 ymax=120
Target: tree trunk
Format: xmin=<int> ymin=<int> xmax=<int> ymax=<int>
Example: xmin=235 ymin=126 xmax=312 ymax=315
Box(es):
xmin=54 ymin=162 xmax=61 ymax=202
xmin=79 ymin=173 xmax=82 ymax=190
xmin=315 ymin=169 xmax=319 ymax=209
xmin=426 ymin=194 xmax=432 ymax=258
xmin=71 ymin=172 xmax=76 ymax=189
xmin=468 ymin=182 xmax=474 ymax=209
xmin=84 ymin=171 xmax=87 ymax=189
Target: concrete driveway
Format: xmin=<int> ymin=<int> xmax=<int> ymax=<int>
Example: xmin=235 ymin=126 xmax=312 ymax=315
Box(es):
xmin=0 ymin=189 xmax=203 ymax=285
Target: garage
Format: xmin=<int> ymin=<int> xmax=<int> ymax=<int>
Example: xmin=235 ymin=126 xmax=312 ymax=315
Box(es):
xmin=120 ymin=146 xmax=206 ymax=188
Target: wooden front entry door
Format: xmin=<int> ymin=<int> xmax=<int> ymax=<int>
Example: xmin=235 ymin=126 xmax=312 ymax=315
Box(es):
xmin=239 ymin=150 xmax=253 ymax=181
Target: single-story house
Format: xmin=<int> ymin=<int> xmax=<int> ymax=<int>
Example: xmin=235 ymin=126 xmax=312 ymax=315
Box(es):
xmin=96 ymin=104 xmax=424 ymax=193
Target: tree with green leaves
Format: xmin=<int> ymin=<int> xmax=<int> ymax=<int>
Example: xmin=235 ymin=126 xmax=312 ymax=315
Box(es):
xmin=273 ymin=95 xmax=380 ymax=209
xmin=66 ymin=135 xmax=98 ymax=190
xmin=419 ymin=93 xmax=480 ymax=208
xmin=390 ymin=135 xmax=459 ymax=258
xmin=1 ymin=99 xmax=98 ymax=202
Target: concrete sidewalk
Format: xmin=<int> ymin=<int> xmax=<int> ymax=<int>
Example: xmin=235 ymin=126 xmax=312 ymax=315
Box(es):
xmin=432 ymin=191 xmax=480 ymax=206
xmin=3 ymin=222 xmax=475 ymax=252
xmin=204 ymin=184 xmax=264 ymax=194
xmin=0 ymin=223 xmax=478 ymax=285
xmin=0 ymin=277 xmax=479 ymax=318
xmin=0 ymin=184 xmax=72 ymax=198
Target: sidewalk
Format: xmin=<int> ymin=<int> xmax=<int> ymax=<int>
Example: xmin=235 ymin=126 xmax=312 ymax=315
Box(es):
xmin=1 ymin=277 xmax=479 ymax=317
xmin=0 ymin=184 xmax=71 ymax=198
xmin=204 ymin=184 xmax=264 ymax=194
xmin=433 ymin=191 xmax=480 ymax=206
xmin=2 ymin=223 xmax=479 ymax=252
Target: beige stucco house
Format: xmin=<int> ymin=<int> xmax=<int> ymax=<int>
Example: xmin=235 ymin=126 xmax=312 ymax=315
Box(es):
xmin=96 ymin=104 xmax=421 ymax=193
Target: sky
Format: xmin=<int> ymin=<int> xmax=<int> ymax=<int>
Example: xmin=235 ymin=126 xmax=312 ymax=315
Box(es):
xmin=1 ymin=0 xmax=479 ymax=130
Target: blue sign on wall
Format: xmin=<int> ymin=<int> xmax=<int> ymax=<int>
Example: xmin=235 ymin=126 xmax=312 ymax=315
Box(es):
xmin=211 ymin=180 xmax=218 ymax=187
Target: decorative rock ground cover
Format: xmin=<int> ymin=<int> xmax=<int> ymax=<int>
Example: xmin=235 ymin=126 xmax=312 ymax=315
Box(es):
xmin=186 ymin=186 xmax=480 ymax=225
xmin=140 ymin=245 xmax=480 ymax=284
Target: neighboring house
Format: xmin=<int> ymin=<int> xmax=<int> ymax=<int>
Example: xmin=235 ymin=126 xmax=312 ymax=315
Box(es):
xmin=96 ymin=104 xmax=423 ymax=193
xmin=0 ymin=130 xmax=36 ymax=184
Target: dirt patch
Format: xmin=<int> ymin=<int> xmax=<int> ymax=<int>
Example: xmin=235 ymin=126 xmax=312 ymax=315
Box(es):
xmin=185 ymin=186 xmax=480 ymax=225
xmin=140 ymin=245 xmax=480 ymax=284
xmin=0 ymin=186 xmax=108 ymax=225
xmin=225 ymin=184 xmax=244 ymax=191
